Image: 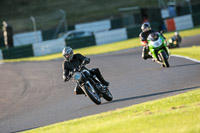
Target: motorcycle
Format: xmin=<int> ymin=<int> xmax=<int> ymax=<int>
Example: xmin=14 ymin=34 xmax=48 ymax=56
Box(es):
xmin=167 ymin=36 xmax=181 ymax=48
xmin=69 ymin=64 xmax=113 ymax=105
xmin=147 ymin=32 xmax=170 ymax=68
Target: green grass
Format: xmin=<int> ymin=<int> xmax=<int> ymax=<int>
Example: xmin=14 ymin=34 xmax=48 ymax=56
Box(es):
xmin=163 ymin=26 xmax=200 ymax=40
xmin=170 ymin=46 xmax=200 ymax=60
xmin=21 ymin=88 xmax=200 ymax=133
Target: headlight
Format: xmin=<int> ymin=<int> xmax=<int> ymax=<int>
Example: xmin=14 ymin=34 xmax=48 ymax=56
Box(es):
xmin=73 ymin=72 xmax=82 ymax=80
xmin=150 ymin=38 xmax=162 ymax=48
xmin=174 ymin=41 xmax=177 ymax=45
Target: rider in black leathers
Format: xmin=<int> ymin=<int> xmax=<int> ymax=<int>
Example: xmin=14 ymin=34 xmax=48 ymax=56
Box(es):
xmin=62 ymin=47 xmax=109 ymax=95
xmin=139 ymin=22 xmax=155 ymax=60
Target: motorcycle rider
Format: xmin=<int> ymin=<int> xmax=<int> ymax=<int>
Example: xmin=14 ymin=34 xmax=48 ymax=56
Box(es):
xmin=62 ymin=47 xmax=109 ymax=95
xmin=167 ymin=31 xmax=182 ymax=48
xmin=173 ymin=31 xmax=182 ymax=44
xmin=139 ymin=22 xmax=166 ymax=60
xmin=139 ymin=22 xmax=155 ymax=60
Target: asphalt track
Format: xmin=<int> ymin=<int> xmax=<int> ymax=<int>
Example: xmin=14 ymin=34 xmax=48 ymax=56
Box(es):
xmin=0 ymin=35 xmax=200 ymax=133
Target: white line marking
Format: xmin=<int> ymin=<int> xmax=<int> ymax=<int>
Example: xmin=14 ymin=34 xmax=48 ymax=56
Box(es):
xmin=171 ymin=55 xmax=200 ymax=63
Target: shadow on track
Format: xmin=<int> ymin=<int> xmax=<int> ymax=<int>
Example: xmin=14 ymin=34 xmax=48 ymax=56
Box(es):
xmin=103 ymin=86 xmax=200 ymax=105
xmin=11 ymin=127 xmax=38 ymax=133
xmin=171 ymin=63 xmax=200 ymax=68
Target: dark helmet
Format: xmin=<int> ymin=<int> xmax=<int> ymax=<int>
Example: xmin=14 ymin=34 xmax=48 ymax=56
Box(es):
xmin=62 ymin=47 xmax=73 ymax=61
xmin=148 ymin=32 xmax=159 ymax=41
xmin=141 ymin=22 xmax=151 ymax=32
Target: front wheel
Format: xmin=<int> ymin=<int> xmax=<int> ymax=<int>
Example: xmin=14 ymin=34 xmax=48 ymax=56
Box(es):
xmin=159 ymin=51 xmax=170 ymax=68
xmin=83 ymin=84 xmax=101 ymax=105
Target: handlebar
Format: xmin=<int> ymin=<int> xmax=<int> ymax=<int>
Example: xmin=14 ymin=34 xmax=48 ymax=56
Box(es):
xmin=67 ymin=63 xmax=86 ymax=80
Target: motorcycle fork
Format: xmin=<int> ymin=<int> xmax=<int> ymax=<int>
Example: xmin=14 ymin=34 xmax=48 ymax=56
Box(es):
xmin=87 ymin=76 xmax=105 ymax=94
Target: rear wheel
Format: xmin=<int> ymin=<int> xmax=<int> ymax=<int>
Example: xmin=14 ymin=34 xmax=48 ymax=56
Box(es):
xmin=159 ymin=51 xmax=170 ymax=68
xmin=83 ymin=84 xmax=101 ymax=105
xmin=103 ymin=89 xmax=113 ymax=101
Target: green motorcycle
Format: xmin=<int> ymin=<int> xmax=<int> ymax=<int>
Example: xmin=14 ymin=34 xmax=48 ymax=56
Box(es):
xmin=147 ymin=32 xmax=170 ymax=68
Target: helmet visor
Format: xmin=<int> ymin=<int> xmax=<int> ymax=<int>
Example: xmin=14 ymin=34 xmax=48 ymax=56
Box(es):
xmin=64 ymin=53 xmax=73 ymax=60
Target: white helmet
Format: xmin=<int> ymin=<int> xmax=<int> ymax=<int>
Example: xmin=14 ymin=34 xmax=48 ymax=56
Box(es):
xmin=174 ymin=31 xmax=179 ymax=36
xmin=62 ymin=47 xmax=73 ymax=61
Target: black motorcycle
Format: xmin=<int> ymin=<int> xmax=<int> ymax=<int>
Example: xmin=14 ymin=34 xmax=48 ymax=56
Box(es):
xmin=69 ymin=64 xmax=113 ymax=105
xmin=167 ymin=35 xmax=182 ymax=48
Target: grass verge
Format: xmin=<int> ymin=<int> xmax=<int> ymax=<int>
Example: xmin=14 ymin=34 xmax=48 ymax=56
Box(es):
xmin=21 ymin=88 xmax=200 ymax=133
xmin=0 ymin=38 xmax=140 ymax=62
xmin=1 ymin=26 xmax=200 ymax=63
xmin=170 ymin=46 xmax=200 ymax=60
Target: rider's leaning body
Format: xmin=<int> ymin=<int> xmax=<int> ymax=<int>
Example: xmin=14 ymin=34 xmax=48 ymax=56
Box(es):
xmin=62 ymin=47 xmax=109 ymax=95
xmin=139 ymin=22 xmax=155 ymax=60
xmin=139 ymin=22 xmax=167 ymax=60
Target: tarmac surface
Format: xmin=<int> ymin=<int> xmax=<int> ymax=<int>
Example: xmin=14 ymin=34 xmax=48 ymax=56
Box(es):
xmin=0 ymin=35 xmax=200 ymax=133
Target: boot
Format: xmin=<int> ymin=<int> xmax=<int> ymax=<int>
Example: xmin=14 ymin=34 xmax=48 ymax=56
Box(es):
xmin=98 ymin=74 xmax=109 ymax=86
xmin=92 ymin=68 xmax=110 ymax=86
xmin=142 ymin=46 xmax=152 ymax=60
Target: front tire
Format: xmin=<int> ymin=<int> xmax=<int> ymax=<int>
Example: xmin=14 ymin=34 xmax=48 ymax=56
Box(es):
xmin=83 ymin=84 xmax=101 ymax=105
xmin=159 ymin=51 xmax=170 ymax=68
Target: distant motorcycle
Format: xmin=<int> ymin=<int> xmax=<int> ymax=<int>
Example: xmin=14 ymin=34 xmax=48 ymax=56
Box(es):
xmin=69 ymin=64 xmax=113 ymax=105
xmin=167 ymin=32 xmax=182 ymax=48
xmin=147 ymin=32 xmax=170 ymax=68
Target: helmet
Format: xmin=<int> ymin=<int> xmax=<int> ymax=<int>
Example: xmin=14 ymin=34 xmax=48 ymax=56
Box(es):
xmin=62 ymin=47 xmax=73 ymax=61
xmin=141 ymin=22 xmax=151 ymax=32
xmin=174 ymin=31 xmax=179 ymax=36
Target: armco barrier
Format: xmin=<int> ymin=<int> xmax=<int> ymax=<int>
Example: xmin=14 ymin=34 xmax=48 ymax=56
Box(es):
xmin=192 ymin=12 xmax=200 ymax=26
xmin=174 ymin=14 xmax=193 ymax=31
xmin=165 ymin=14 xmax=194 ymax=32
xmin=2 ymin=44 xmax=34 ymax=59
xmin=0 ymin=49 xmax=3 ymax=60
xmin=65 ymin=36 xmax=96 ymax=49
xmin=75 ymin=20 xmax=111 ymax=33
xmin=42 ymin=25 xmax=75 ymax=41
xmin=94 ymin=28 xmax=127 ymax=45
xmin=0 ymin=37 xmax=4 ymax=48
xmin=165 ymin=18 xmax=176 ymax=32
xmin=13 ymin=31 xmax=43 ymax=47
xmin=33 ymin=38 xmax=65 ymax=56
xmin=110 ymin=18 xmax=123 ymax=29
xmin=42 ymin=28 xmax=64 ymax=41
xmin=126 ymin=25 xmax=141 ymax=39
